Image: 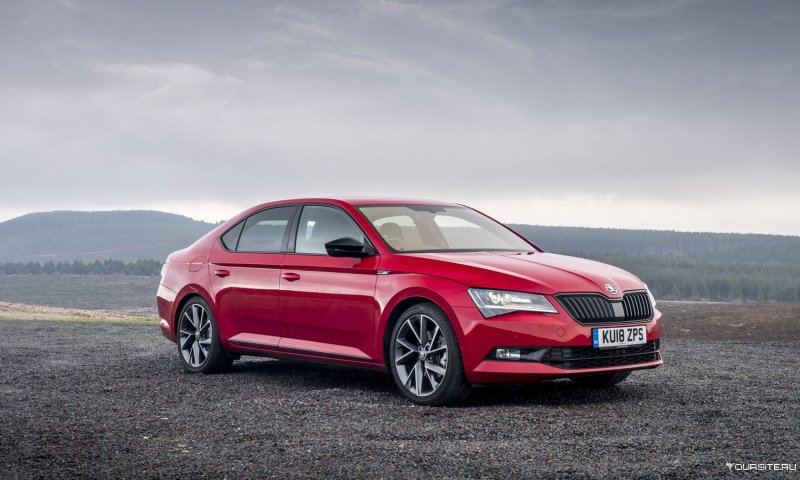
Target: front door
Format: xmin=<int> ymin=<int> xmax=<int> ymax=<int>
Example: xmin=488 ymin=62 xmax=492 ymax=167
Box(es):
xmin=278 ymin=205 xmax=379 ymax=360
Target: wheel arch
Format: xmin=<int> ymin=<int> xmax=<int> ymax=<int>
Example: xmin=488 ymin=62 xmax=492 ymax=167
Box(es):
xmin=378 ymin=287 xmax=465 ymax=369
xmin=382 ymin=296 xmax=435 ymax=367
xmin=172 ymin=285 xmax=215 ymax=336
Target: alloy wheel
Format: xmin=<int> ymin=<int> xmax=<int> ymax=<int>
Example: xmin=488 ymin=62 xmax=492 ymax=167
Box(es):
xmin=179 ymin=303 xmax=213 ymax=368
xmin=393 ymin=314 xmax=448 ymax=397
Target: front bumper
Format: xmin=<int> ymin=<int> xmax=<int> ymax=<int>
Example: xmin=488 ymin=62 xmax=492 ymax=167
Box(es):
xmin=451 ymin=305 xmax=664 ymax=384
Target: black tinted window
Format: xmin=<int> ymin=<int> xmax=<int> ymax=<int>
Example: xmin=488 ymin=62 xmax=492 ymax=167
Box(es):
xmin=220 ymin=220 xmax=244 ymax=251
xmin=295 ymin=206 xmax=365 ymax=254
xmin=236 ymin=206 xmax=295 ymax=253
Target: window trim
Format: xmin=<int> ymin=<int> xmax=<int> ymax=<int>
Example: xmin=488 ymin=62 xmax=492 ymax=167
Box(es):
xmin=219 ymin=219 xmax=245 ymax=252
xmin=217 ymin=204 xmax=299 ymax=254
xmin=286 ymin=203 xmax=377 ymax=257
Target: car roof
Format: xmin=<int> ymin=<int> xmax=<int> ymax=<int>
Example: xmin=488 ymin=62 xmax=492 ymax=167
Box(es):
xmin=260 ymin=197 xmax=462 ymax=207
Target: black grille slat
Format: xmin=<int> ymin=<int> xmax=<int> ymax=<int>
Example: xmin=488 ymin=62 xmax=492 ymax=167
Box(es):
xmin=593 ymin=298 xmax=614 ymax=318
xmin=544 ymin=339 xmax=660 ymax=369
xmin=625 ymin=294 xmax=635 ymax=319
xmin=570 ymin=297 xmax=589 ymax=320
xmin=623 ymin=294 xmax=634 ymax=318
xmin=623 ymin=291 xmax=653 ymax=321
xmin=556 ymin=290 xmax=653 ymax=325
xmin=563 ymin=297 xmax=578 ymax=319
xmin=580 ymin=297 xmax=593 ymax=318
xmin=635 ymin=293 xmax=643 ymax=317
xmin=603 ymin=298 xmax=615 ymax=318
xmin=576 ymin=297 xmax=592 ymax=320
xmin=584 ymin=297 xmax=598 ymax=320
xmin=549 ymin=339 xmax=659 ymax=359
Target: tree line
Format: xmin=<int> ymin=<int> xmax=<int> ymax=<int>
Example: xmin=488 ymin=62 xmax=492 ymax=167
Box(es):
xmin=512 ymin=224 xmax=800 ymax=265
xmin=576 ymin=254 xmax=800 ymax=303
xmin=1 ymin=255 xmax=798 ymax=303
xmin=0 ymin=259 xmax=162 ymax=276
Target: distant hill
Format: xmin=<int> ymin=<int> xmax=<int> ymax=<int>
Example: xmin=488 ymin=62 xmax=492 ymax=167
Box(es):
xmin=508 ymin=224 xmax=800 ymax=302
xmin=509 ymin=224 xmax=800 ymax=265
xmin=1 ymin=210 xmax=798 ymax=302
xmin=0 ymin=211 xmax=216 ymax=262
xmin=3 ymin=210 xmax=798 ymax=264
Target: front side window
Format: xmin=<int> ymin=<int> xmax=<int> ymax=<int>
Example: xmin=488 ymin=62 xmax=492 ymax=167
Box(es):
xmin=295 ymin=206 xmax=366 ymax=254
xmin=235 ymin=206 xmax=295 ymax=253
xmin=359 ymin=205 xmax=534 ymax=253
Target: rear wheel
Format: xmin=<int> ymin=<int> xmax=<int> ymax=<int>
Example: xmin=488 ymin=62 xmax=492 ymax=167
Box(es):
xmin=570 ymin=370 xmax=631 ymax=387
xmin=389 ymin=303 xmax=471 ymax=406
xmin=177 ymin=297 xmax=232 ymax=373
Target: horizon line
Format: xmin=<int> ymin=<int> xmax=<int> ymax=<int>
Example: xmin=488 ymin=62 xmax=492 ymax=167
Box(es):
xmin=2 ymin=208 xmax=799 ymax=239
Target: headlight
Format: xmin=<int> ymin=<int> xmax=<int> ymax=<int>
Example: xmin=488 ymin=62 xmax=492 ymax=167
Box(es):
xmin=644 ymin=283 xmax=657 ymax=308
xmin=467 ymin=288 xmax=558 ymax=318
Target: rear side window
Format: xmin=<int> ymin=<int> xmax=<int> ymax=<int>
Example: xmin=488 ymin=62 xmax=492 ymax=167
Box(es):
xmin=220 ymin=221 xmax=244 ymax=251
xmin=235 ymin=206 xmax=295 ymax=253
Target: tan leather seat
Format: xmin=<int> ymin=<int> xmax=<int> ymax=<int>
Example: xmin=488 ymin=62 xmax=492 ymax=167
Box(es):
xmin=379 ymin=222 xmax=403 ymax=240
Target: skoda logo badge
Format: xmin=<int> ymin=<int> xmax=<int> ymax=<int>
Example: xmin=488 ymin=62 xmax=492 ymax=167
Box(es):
xmin=605 ymin=283 xmax=618 ymax=295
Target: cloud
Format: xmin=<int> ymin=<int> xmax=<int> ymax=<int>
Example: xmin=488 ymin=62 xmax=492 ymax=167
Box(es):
xmin=0 ymin=0 xmax=799 ymax=234
xmin=93 ymin=62 xmax=242 ymax=101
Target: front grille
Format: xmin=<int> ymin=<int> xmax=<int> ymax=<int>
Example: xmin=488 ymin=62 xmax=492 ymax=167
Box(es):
xmin=621 ymin=291 xmax=653 ymax=321
xmin=544 ymin=339 xmax=660 ymax=369
xmin=557 ymin=290 xmax=653 ymax=325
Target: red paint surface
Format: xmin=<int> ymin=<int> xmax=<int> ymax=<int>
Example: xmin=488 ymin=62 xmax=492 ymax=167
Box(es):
xmin=157 ymin=197 xmax=663 ymax=383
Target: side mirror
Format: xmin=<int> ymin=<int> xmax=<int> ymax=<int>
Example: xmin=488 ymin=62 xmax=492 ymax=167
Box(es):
xmin=324 ymin=237 xmax=375 ymax=258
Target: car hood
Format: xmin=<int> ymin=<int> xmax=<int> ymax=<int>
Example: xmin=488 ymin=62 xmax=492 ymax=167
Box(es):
xmin=384 ymin=251 xmax=644 ymax=298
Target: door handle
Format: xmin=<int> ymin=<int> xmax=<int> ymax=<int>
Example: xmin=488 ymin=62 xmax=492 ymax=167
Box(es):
xmin=281 ymin=272 xmax=301 ymax=281
xmin=213 ymin=269 xmax=231 ymax=278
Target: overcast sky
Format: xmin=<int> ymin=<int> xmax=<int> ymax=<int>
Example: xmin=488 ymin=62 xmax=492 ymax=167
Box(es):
xmin=1 ymin=0 xmax=799 ymax=234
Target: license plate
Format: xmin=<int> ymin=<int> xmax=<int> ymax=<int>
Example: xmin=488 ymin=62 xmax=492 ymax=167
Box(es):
xmin=592 ymin=325 xmax=647 ymax=348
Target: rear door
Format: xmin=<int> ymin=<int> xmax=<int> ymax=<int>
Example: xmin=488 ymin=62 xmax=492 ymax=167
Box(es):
xmin=278 ymin=204 xmax=379 ymax=360
xmin=208 ymin=205 xmax=298 ymax=346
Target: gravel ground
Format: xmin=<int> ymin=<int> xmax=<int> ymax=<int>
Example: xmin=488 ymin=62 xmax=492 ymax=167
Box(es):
xmin=1 ymin=320 xmax=798 ymax=479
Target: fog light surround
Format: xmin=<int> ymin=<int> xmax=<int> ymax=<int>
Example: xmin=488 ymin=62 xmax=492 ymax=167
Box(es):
xmin=491 ymin=347 xmax=549 ymax=362
xmin=495 ymin=348 xmax=521 ymax=360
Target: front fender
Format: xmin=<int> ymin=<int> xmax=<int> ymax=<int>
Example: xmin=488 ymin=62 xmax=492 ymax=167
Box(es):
xmin=373 ymin=273 xmax=472 ymax=365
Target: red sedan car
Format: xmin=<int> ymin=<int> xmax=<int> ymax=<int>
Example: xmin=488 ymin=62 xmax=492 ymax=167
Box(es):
xmin=157 ymin=198 xmax=662 ymax=405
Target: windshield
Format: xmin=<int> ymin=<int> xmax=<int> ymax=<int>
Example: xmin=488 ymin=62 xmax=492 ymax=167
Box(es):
xmin=358 ymin=205 xmax=535 ymax=253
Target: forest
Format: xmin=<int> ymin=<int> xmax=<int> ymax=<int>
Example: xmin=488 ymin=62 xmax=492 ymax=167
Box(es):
xmin=2 ymin=212 xmax=799 ymax=302
xmin=0 ymin=259 xmax=162 ymax=277
xmin=574 ymin=254 xmax=800 ymax=302
xmin=1 ymin=254 xmax=798 ymax=302
xmin=507 ymin=224 xmax=800 ymax=302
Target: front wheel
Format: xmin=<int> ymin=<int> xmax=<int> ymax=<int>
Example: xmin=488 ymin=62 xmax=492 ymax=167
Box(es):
xmin=389 ymin=303 xmax=471 ymax=406
xmin=176 ymin=297 xmax=233 ymax=374
xmin=570 ymin=370 xmax=631 ymax=388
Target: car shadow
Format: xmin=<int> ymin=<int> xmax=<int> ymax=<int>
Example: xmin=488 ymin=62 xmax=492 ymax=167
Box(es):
xmin=463 ymin=380 xmax=656 ymax=407
xmin=228 ymin=357 xmax=658 ymax=407
xmin=229 ymin=357 xmax=396 ymax=387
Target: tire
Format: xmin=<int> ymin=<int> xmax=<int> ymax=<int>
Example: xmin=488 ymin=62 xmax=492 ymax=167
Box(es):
xmin=570 ymin=370 xmax=631 ymax=388
xmin=176 ymin=297 xmax=232 ymax=374
xmin=389 ymin=303 xmax=471 ymax=406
